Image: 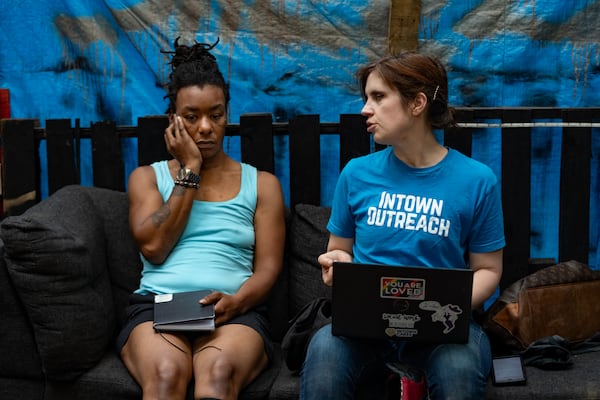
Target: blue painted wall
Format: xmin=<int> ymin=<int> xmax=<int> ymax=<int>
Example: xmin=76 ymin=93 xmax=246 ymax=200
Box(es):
xmin=0 ymin=0 xmax=598 ymax=267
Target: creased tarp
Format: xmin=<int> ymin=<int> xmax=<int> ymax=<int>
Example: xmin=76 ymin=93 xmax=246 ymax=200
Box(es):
xmin=0 ymin=0 xmax=387 ymax=125
xmin=0 ymin=0 xmax=598 ymax=268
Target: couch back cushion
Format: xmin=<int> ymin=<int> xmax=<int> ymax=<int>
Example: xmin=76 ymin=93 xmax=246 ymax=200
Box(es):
xmin=82 ymin=186 xmax=142 ymax=327
xmin=0 ymin=185 xmax=117 ymax=380
xmin=287 ymin=204 xmax=332 ymax=317
xmin=0 ymin=239 xmax=44 ymax=379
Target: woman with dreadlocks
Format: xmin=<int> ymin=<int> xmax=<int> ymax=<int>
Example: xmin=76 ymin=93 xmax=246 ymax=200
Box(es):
xmin=116 ymin=37 xmax=285 ymax=400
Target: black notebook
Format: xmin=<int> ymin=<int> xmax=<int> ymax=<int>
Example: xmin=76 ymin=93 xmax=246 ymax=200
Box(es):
xmin=153 ymin=290 xmax=215 ymax=332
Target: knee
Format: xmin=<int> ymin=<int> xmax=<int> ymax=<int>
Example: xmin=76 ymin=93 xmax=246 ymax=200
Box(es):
xmin=208 ymin=356 xmax=235 ymax=384
xmin=194 ymin=355 xmax=236 ymax=398
xmin=426 ymin=347 xmax=488 ymax=399
xmin=147 ymin=358 xmax=190 ymax=396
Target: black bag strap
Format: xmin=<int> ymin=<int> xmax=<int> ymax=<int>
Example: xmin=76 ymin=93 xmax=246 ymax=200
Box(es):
xmin=281 ymin=297 xmax=332 ymax=374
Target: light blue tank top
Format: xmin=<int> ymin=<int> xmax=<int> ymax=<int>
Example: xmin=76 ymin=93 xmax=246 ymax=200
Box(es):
xmin=135 ymin=161 xmax=257 ymax=295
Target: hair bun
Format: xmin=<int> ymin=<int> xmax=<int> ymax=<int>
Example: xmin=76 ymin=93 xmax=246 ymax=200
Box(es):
xmin=163 ymin=37 xmax=219 ymax=71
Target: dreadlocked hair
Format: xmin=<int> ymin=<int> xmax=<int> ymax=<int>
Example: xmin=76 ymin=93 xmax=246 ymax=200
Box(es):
xmin=161 ymin=37 xmax=230 ymax=114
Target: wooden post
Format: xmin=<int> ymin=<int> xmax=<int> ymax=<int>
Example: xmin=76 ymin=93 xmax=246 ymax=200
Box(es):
xmin=339 ymin=114 xmax=369 ymax=170
xmin=388 ymin=0 xmax=421 ymax=55
xmin=91 ymin=121 xmax=125 ymax=192
xmin=240 ymin=113 xmax=274 ymax=173
xmin=444 ymin=108 xmax=473 ymax=158
xmin=46 ymin=119 xmax=78 ymax=195
xmin=137 ymin=116 xmax=169 ymax=166
xmin=289 ymin=114 xmax=321 ymax=206
xmin=1 ymin=119 xmax=39 ymax=216
xmin=0 ymin=88 xmax=10 ymax=216
xmin=501 ymin=108 xmax=532 ymax=288
xmin=559 ymin=109 xmax=591 ymax=264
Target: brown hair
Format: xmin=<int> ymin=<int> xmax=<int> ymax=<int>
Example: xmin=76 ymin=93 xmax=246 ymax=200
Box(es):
xmin=356 ymin=52 xmax=455 ymax=129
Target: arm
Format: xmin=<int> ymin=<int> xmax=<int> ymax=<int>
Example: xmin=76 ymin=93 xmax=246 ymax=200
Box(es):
xmin=128 ymin=116 xmax=201 ymax=264
xmin=469 ymin=249 xmax=503 ymax=309
xmin=128 ymin=166 xmax=197 ymax=264
xmin=317 ymin=233 xmax=354 ymax=286
xmin=202 ymin=171 xmax=286 ymax=325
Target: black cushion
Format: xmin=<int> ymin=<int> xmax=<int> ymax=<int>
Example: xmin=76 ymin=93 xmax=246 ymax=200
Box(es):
xmin=0 ymin=185 xmax=115 ymax=381
xmin=0 ymin=239 xmax=43 ymax=379
xmin=287 ymin=204 xmax=332 ymax=317
xmin=82 ymin=186 xmax=142 ymax=329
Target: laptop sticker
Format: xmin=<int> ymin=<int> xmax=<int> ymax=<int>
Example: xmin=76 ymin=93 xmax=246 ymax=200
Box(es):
xmin=380 ymin=277 xmax=425 ymax=300
xmin=383 ymin=312 xmax=421 ymax=338
xmin=419 ymin=301 xmax=463 ymax=334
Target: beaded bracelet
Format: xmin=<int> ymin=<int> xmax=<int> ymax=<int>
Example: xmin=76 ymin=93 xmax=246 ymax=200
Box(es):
xmin=174 ymin=179 xmax=199 ymax=189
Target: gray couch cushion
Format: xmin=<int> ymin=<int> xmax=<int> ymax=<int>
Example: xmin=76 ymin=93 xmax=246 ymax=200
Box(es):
xmin=44 ymin=353 xmax=140 ymax=400
xmin=288 ymin=204 xmax=332 ymax=316
xmin=82 ymin=186 xmax=142 ymax=328
xmin=0 ymin=376 xmax=44 ymax=400
xmin=0 ymin=239 xmax=43 ymax=379
xmin=0 ymin=185 xmax=115 ymax=381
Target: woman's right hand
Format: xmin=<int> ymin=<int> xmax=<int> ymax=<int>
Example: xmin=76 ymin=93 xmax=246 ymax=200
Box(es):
xmin=317 ymin=249 xmax=352 ymax=286
xmin=164 ymin=115 xmax=202 ymax=170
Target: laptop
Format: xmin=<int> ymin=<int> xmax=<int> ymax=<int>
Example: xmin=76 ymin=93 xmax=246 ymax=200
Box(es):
xmin=332 ymin=261 xmax=473 ymax=343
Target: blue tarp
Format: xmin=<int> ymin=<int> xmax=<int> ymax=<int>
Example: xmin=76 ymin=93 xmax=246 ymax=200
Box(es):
xmin=0 ymin=0 xmax=598 ymax=268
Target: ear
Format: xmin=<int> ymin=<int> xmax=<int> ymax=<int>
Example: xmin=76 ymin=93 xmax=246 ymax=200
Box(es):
xmin=411 ymin=92 xmax=428 ymax=116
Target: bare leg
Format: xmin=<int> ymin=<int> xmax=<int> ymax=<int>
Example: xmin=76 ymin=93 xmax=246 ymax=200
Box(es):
xmin=192 ymin=324 xmax=268 ymax=400
xmin=121 ymin=321 xmax=193 ymax=400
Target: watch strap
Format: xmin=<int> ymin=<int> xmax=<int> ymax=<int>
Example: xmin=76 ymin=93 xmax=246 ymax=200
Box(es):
xmin=175 ymin=167 xmax=201 ymax=189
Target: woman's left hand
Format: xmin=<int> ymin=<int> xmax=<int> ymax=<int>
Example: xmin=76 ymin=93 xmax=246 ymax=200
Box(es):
xmin=200 ymin=291 xmax=243 ymax=326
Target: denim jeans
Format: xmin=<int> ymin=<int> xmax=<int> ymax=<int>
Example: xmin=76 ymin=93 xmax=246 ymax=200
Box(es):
xmin=300 ymin=321 xmax=491 ymax=400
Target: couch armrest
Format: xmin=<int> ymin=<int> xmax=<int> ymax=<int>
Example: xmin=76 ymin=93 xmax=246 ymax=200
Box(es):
xmin=0 ymin=238 xmax=44 ymax=379
xmin=0 ymin=185 xmax=115 ymax=381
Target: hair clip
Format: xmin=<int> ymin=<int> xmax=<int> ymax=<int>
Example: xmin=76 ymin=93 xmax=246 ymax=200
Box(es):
xmin=432 ymin=85 xmax=440 ymax=101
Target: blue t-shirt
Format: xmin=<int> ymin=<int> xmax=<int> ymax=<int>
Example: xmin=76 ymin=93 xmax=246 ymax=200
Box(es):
xmin=328 ymin=147 xmax=505 ymax=269
xmin=135 ymin=161 xmax=257 ymax=295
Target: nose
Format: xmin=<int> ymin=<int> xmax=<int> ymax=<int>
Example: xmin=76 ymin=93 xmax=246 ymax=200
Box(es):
xmin=361 ymin=102 xmax=373 ymax=117
xmin=195 ymin=116 xmax=212 ymax=136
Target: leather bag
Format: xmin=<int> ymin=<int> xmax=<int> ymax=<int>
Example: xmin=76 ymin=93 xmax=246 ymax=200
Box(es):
xmin=483 ymin=260 xmax=600 ymax=351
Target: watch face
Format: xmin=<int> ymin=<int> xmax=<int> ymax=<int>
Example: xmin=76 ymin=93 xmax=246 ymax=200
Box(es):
xmin=177 ymin=168 xmax=190 ymax=180
xmin=177 ymin=167 xmax=200 ymax=184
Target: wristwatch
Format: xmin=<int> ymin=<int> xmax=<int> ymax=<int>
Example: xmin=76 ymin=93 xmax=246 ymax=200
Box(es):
xmin=174 ymin=167 xmax=201 ymax=189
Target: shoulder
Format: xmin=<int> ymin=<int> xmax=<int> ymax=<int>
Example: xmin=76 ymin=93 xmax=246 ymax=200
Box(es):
xmin=239 ymin=162 xmax=279 ymax=185
xmin=131 ymin=160 xmax=172 ymax=176
xmin=238 ymin=162 xmax=283 ymax=200
xmin=128 ymin=160 xmax=173 ymax=193
xmin=256 ymin=170 xmax=283 ymax=192
xmin=447 ymin=149 xmax=497 ymax=182
xmin=127 ymin=164 xmax=161 ymax=205
xmin=344 ymin=148 xmax=389 ymax=171
xmin=128 ymin=164 xmax=157 ymax=186
xmin=339 ymin=148 xmax=390 ymax=183
xmin=255 ymin=170 xmax=284 ymax=214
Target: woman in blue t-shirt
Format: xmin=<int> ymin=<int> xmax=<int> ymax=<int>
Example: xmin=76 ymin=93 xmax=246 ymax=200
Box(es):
xmin=301 ymin=53 xmax=505 ymax=399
